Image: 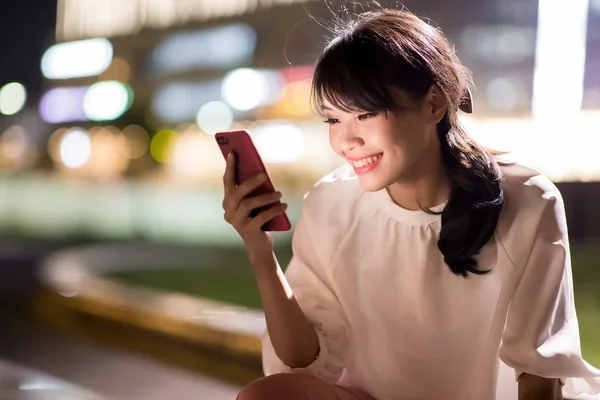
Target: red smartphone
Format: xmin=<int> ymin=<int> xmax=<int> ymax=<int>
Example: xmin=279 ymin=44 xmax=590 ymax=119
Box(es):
xmin=215 ymin=130 xmax=292 ymax=232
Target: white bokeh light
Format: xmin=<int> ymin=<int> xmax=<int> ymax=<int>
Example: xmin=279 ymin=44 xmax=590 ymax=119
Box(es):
xmin=485 ymin=77 xmax=519 ymax=112
xmin=196 ymin=101 xmax=234 ymax=134
xmin=83 ymin=81 xmax=133 ymax=121
xmin=532 ymin=0 xmax=589 ymax=120
xmin=59 ymin=129 xmax=92 ymax=168
xmin=253 ymin=123 xmax=306 ymax=163
xmin=0 ymin=82 xmax=27 ymax=115
xmin=41 ymin=38 xmax=113 ymax=79
xmin=222 ymin=68 xmax=271 ymax=111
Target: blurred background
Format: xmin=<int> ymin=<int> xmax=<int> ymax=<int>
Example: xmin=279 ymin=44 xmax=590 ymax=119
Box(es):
xmin=0 ymin=0 xmax=599 ymax=399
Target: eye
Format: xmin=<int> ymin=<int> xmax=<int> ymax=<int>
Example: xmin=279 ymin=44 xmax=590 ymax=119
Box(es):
xmin=323 ymin=118 xmax=340 ymax=125
xmin=357 ymin=112 xmax=378 ymax=121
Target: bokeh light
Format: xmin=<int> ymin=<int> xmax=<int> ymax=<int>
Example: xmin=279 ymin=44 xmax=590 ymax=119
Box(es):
xmin=532 ymin=0 xmax=589 ymax=120
xmin=41 ymin=38 xmax=113 ymax=79
xmin=151 ymin=24 xmax=257 ymax=73
xmin=222 ymin=68 xmax=283 ymax=111
xmin=48 ymin=128 xmax=68 ymax=163
xmin=150 ymin=130 xmax=179 ymax=163
xmin=86 ymin=126 xmax=130 ymax=178
xmin=40 ymin=86 xmax=88 ymax=123
xmin=196 ymin=101 xmax=234 ymax=135
xmin=0 ymin=125 xmax=31 ymax=170
xmin=83 ymin=81 xmax=134 ymax=121
xmin=485 ymin=77 xmax=519 ymax=112
xmin=170 ymin=131 xmax=206 ymax=180
xmin=252 ymin=122 xmax=306 ymax=163
xmin=123 ymin=125 xmax=150 ymax=159
xmin=0 ymin=83 xmax=27 ymax=115
xmin=100 ymin=57 xmax=131 ymax=82
xmin=152 ymin=80 xmax=222 ymax=123
xmin=280 ymin=80 xmax=312 ymax=116
xmin=59 ymin=129 xmax=92 ymax=168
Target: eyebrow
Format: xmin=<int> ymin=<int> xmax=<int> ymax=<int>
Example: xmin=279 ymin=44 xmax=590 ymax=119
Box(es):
xmin=321 ymin=105 xmax=332 ymax=111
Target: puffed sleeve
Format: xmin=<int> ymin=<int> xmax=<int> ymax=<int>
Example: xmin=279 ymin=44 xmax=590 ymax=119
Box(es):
xmin=261 ymin=202 xmax=351 ymax=384
xmin=498 ymin=193 xmax=600 ymax=399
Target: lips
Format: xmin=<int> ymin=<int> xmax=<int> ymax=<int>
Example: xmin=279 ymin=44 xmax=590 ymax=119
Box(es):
xmin=347 ymin=153 xmax=383 ymax=175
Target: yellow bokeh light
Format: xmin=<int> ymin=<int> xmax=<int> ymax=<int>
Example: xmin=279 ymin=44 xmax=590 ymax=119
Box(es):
xmin=48 ymin=128 xmax=69 ymax=163
xmin=281 ymin=80 xmax=312 ymax=116
xmin=150 ymin=129 xmax=179 ymax=163
xmin=86 ymin=126 xmax=129 ymax=178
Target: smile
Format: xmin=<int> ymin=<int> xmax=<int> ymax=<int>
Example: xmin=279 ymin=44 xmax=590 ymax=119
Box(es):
xmin=347 ymin=153 xmax=383 ymax=175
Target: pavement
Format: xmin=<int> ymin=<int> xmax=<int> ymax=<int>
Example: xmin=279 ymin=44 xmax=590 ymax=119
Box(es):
xmin=0 ymin=241 xmax=243 ymax=400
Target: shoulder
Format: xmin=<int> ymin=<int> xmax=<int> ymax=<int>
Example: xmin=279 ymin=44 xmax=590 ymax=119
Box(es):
xmin=500 ymin=162 xmax=564 ymax=216
xmin=497 ymin=162 xmax=566 ymax=266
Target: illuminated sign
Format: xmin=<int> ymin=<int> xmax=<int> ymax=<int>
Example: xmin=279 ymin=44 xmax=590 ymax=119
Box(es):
xmin=57 ymin=0 xmax=318 ymax=41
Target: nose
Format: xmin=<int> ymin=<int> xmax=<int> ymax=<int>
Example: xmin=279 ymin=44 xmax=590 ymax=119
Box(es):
xmin=338 ymin=123 xmax=364 ymax=154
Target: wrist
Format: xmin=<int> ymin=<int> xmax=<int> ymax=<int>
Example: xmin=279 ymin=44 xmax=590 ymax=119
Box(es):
xmin=248 ymin=250 xmax=278 ymax=275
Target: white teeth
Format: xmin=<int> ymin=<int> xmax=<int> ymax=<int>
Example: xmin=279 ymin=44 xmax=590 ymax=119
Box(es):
xmin=352 ymin=154 xmax=381 ymax=168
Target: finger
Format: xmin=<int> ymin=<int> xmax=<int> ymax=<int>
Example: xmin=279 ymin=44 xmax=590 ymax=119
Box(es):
xmin=230 ymin=173 xmax=268 ymax=206
xmin=238 ymin=192 xmax=282 ymax=217
xmin=232 ymin=192 xmax=282 ymax=227
xmin=222 ymin=152 xmax=236 ymax=196
xmin=248 ymin=203 xmax=288 ymax=230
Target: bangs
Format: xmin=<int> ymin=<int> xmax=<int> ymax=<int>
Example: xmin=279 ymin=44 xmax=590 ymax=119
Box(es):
xmin=311 ymin=32 xmax=432 ymax=116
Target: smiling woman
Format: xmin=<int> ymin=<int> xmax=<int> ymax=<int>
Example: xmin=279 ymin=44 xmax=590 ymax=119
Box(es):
xmin=311 ymin=11 xmax=502 ymax=278
xmin=221 ymin=7 xmax=600 ymax=400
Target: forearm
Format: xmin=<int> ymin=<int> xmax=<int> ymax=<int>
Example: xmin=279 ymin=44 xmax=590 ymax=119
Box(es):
xmin=253 ymin=253 xmax=320 ymax=369
xmin=518 ymin=374 xmax=563 ymax=400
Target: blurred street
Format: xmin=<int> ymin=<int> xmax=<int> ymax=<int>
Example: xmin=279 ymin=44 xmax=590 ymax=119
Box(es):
xmin=0 ymin=244 xmax=241 ymax=400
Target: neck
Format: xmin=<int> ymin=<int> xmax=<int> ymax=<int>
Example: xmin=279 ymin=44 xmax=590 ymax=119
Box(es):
xmin=386 ymin=142 xmax=451 ymax=211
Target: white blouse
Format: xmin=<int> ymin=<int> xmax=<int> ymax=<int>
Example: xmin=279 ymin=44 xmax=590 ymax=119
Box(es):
xmin=262 ymin=163 xmax=600 ymax=400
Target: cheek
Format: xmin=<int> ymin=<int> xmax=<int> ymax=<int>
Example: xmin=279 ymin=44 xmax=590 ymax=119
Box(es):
xmin=328 ymin=130 xmax=344 ymax=155
xmin=390 ymin=121 xmax=429 ymax=153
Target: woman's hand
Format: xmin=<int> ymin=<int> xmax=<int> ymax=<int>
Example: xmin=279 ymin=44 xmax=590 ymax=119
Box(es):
xmin=222 ymin=153 xmax=288 ymax=266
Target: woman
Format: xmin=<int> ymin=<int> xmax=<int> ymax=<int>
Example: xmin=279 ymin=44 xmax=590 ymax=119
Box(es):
xmin=222 ymin=9 xmax=600 ymax=400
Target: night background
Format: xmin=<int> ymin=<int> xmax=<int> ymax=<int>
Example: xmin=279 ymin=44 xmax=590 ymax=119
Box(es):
xmin=0 ymin=0 xmax=598 ymax=398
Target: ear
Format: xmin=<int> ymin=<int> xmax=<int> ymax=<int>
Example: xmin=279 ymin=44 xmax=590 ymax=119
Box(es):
xmin=423 ymin=85 xmax=447 ymax=123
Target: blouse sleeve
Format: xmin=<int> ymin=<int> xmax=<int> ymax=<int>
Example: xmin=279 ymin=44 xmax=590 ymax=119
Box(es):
xmin=261 ymin=204 xmax=351 ymax=384
xmin=499 ymin=193 xmax=600 ymax=398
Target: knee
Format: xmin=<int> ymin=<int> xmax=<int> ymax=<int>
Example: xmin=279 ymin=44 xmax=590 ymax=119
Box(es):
xmin=237 ymin=373 xmax=316 ymax=400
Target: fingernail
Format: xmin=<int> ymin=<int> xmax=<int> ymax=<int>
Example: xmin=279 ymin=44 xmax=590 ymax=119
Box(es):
xmin=227 ymin=152 xmax=233 ymax=160
xmin=257 ymin=173 xmax=267 ymax=181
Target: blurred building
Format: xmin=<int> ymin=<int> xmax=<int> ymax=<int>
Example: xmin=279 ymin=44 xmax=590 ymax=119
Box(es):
xmin=0 ymin=0 xmax=599 ymax=242
xmin=4 ymin=0 xmax=600 ymax=181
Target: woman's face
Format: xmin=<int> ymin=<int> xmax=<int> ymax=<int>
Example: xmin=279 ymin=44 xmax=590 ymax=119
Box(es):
xmin=323 ymin=88 xmax=446 ymax=192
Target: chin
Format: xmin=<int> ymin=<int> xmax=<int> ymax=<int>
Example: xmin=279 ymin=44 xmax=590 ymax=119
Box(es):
xmin=356 ymin=174 xmax=389 ymax=192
